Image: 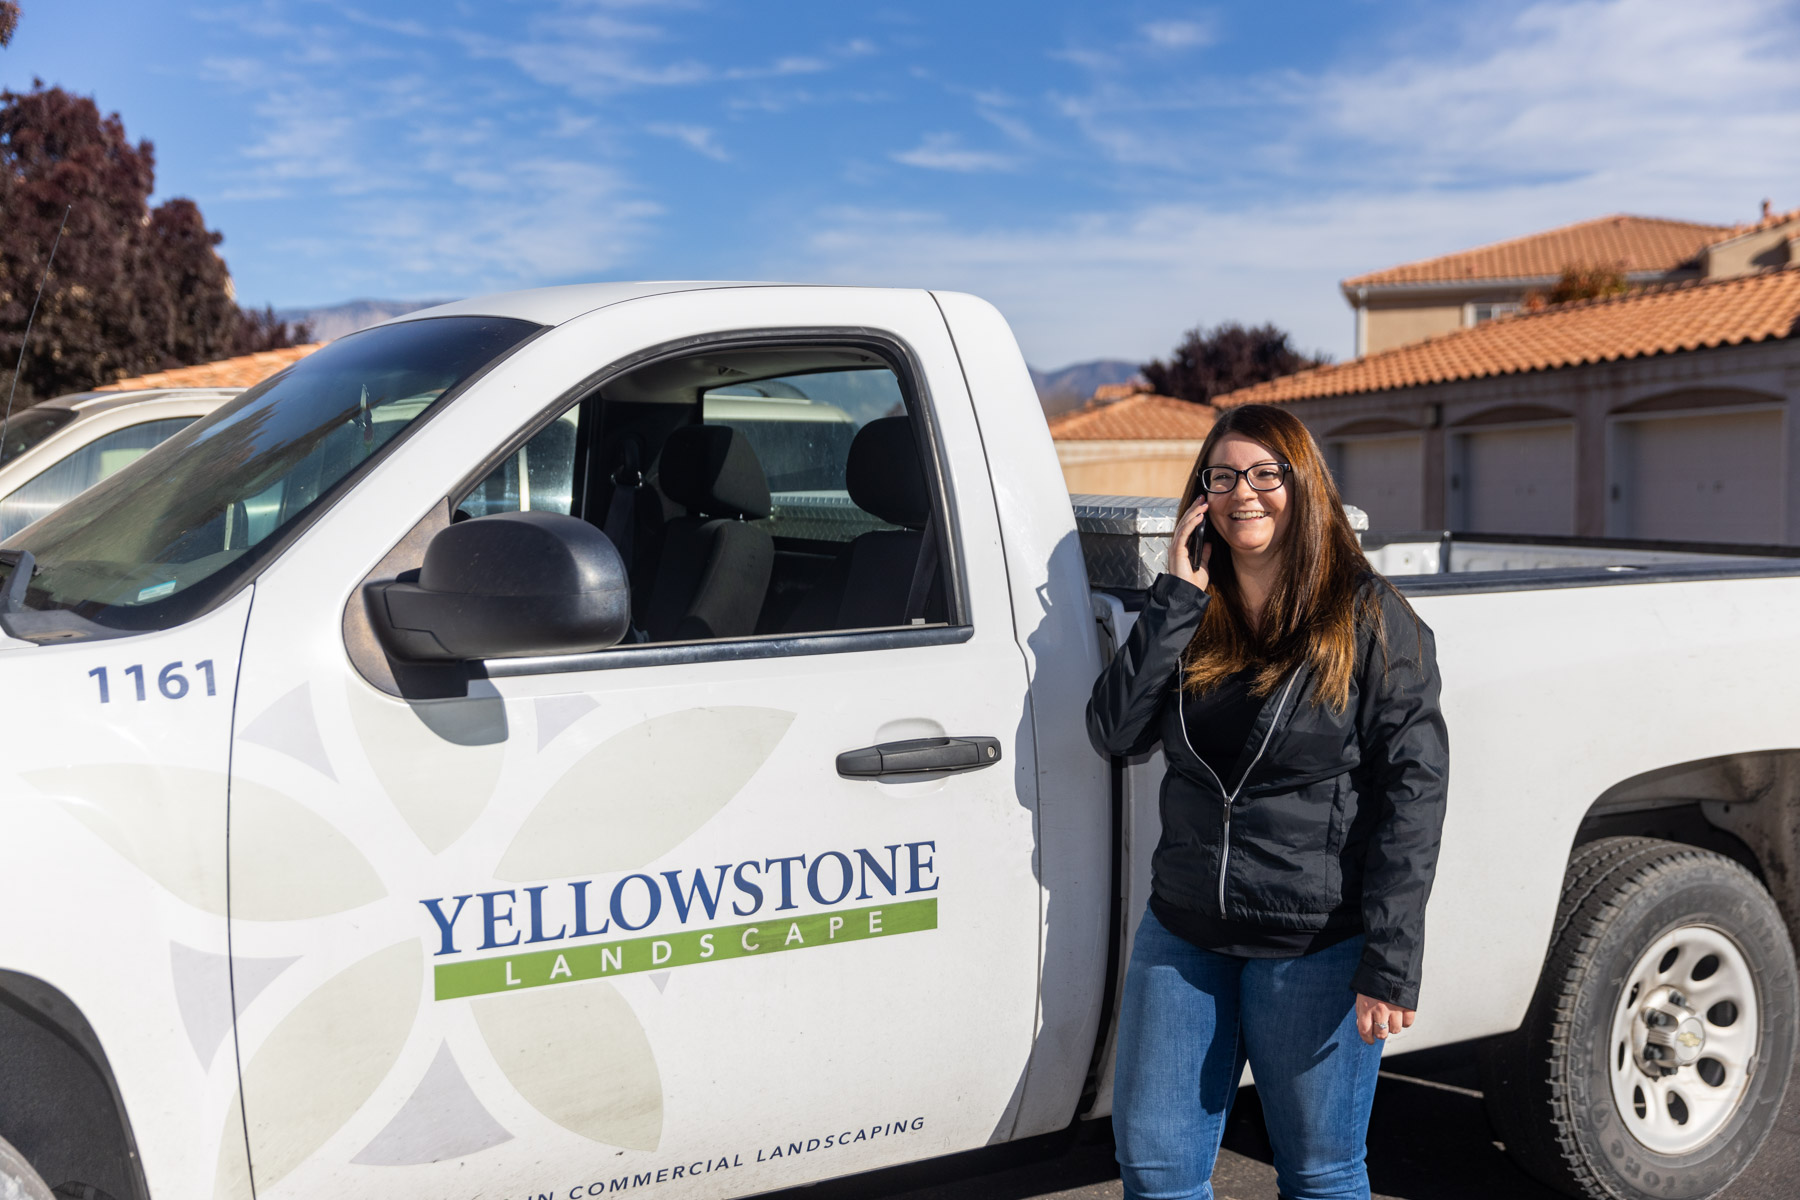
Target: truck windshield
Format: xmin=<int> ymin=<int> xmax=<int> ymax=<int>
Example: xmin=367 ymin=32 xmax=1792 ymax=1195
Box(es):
xmin=0 ymin=315 xmax=540 ymax=639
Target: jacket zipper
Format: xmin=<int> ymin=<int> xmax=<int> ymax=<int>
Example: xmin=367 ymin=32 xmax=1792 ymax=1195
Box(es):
xmin=1180 ymin=671 xmax=1300 ymax=916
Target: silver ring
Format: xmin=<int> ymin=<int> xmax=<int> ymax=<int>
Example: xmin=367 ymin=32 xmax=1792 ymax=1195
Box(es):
xmin=1374 ymin=1022 xmax=1388 ymax=1031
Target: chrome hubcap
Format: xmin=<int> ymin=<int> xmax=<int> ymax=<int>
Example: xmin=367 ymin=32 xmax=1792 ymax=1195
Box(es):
xmin=1608 ymin=924 xmax=1759 ymax=1155
xmin=1635 ymin=985 xmax=1707 ymax=1073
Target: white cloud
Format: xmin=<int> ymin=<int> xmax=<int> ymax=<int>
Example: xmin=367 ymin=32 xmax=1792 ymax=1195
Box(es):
xmin=385 ymin=160 xmax=658 ymax=284
xmin=650 ymin=122 xmax=730 ymax=161
xmin=783 ymin=198 xmax=1398 ymax=367
xmin=277 ymin=158 xmax=660 ymax=295
xmin=1140 ymin=19 xmax=1216 ymax=50
xmin=1048 ymin=46 xmax=1117 ymax=72
xmin=455 ymin=10 xmax=710 ymax=97
xmin=194 ymin=5 xmax=660 ymax=298
xmin=980 ymin=107 xmax=1037 ymax=147
xmin=459 ymin=5 xmax=858 ymax=96
xmin=891 ymin=133 xmax=1019 ymax=173
xmin=336 ymin=7 xmax=434 ymax=39
xmin=721 ymin=54 xmax=829 ymax=80
xmin=1310 ymin=0 xmax=1800 ymax=193
xmin=796 ymin=0 xmax=1800 ymax=368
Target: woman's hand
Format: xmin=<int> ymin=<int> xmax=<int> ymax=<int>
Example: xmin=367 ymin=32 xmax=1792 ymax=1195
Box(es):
xmin=1169 ymin=499 xmax=1212 ymax=590
xmin=1355 ymin=994 xmax=1415 ymax=1045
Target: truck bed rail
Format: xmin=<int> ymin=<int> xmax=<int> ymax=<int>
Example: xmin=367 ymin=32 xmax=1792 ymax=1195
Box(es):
xmin=1070 ymin=494 xmax=1800 ymax=599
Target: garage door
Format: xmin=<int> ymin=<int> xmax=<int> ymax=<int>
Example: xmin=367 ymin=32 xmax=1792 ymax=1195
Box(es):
xmin=1329 ymin=434 xmax=1422 ymax=531
xmin=1450 ymin=423 xmax=1575 ymax=535
xmin=1609 ymin=408 xmax=1784 ymax=543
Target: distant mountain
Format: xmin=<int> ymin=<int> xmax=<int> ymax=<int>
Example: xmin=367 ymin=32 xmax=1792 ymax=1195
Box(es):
xmin=1030 ymin=359 xmax=1144 ymax=417
xmin=275 ymin=298 xmax=456 ymax=341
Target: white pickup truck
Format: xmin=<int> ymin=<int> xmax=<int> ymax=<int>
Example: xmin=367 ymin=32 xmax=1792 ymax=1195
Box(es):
xmin=0 ymin=283 xmax=1795 ymax=1200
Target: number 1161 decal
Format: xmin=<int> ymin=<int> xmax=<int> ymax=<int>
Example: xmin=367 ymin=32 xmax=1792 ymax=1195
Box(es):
xmin=89 ymin=661 xmax=217 ymax=704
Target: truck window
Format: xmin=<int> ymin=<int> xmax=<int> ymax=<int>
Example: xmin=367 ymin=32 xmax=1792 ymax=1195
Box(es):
xmin=703 ymin=370 xmax=896 ymax=546
xmin=435 ymin=341 xmax=955 ymax=663
xmin=0 ymin=417 xmax=196 ymax=541
xmin=457 ymin=409 xmax=581 ymax=520
xmin=0 ymin=315 xmax=541 ymax=639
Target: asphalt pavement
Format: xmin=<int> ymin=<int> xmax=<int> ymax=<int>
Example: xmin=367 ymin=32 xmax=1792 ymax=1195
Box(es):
xmin=761 ymin=1042 xmax=1800 ymax=1200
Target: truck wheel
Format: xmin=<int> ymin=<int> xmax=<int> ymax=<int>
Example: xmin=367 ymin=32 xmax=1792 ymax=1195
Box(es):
xmin=0 ymin=1133 xmax=55 ymax=1200
xmin=1481 ymin=836 xmax=1797 ymax=1200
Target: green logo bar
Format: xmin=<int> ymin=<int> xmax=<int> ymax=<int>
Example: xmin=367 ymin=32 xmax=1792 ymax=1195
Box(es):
xmin=434 ymin=898 xmax=938 ymax=1000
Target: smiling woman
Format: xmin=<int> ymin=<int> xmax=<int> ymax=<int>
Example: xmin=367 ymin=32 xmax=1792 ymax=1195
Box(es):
xmin=1088 ymin=403 xmax=1450 ymax=1200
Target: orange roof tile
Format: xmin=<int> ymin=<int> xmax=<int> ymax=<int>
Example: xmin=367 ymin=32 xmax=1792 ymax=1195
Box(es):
xmin=1048 ymin=392 xmax=1217 ymax=441
xmin=97 ymin=343 xmax=325 ymax=391
xmin=1220 ymin=265 xmax=1800 ymax=407
xmin=1344 ymin=214 xmax=1729 ymax=288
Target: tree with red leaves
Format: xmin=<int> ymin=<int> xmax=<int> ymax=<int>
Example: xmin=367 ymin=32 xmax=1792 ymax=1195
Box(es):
xmin=1141 ymin=322 xmax=1330 ymax=407
xmin=0 ymin=77 xmax=309 ymax=403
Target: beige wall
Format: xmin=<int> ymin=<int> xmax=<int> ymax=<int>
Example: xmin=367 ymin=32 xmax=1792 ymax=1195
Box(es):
xmin=1054 ymin=440 xmax=1206 ymax=498
xmin=1363 ymin=304 xmax=1467 ymax=355
xmin=1701 ymin=221 xmax=1800 ymax=278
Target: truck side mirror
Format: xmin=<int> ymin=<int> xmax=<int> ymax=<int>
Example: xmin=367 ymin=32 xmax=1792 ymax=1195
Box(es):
xmin=365 ymin=511 xmax=630 ymax=662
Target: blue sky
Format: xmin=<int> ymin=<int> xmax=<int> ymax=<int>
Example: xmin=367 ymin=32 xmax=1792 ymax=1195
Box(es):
xmin=6 ymin=0 xmax=1800 ymax=368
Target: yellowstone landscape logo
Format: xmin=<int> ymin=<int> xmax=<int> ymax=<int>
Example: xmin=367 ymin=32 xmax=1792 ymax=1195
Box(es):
xmin=424 ymin=843 xmax=941 ymax=999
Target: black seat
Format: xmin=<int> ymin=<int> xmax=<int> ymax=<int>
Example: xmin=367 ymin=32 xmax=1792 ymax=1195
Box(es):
xmin=783 ymin=416 xmax=946 ymax=632
xmin=642 ymin=425 xmax=773 ymax=642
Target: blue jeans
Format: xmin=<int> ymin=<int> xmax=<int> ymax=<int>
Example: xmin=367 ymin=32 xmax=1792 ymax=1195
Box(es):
xmin=1112 ymin=908 xmax=1383 ymax=1200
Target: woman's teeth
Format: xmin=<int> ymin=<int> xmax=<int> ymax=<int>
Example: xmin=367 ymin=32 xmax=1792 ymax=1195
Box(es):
xmin=1229 ymin=512 xmax=1265 ymax=521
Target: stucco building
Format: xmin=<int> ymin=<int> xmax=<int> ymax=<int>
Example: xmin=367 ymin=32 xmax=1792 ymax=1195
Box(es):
xmin=1343 ymin=206 xmax=1800 ymax=356
xmin=1047 ymin=387 xmax=1215 ymax=497
xmin=1218 ymin=263 xmax=1800 ymax=545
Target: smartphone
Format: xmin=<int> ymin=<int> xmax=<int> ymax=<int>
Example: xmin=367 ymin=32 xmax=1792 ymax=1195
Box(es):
xmin=1186 ymin=511 xmax=1208 ymax=566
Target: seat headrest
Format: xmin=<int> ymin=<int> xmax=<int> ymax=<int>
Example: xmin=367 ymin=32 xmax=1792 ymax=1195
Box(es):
xmin=659 ymin=425 xmax=771 ymax=520
xmin=846 ymin=416 xmax=930 ymax=530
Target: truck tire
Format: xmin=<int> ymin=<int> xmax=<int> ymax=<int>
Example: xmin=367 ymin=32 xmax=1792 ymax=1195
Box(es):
xmin=0 ymin=1134 xmax=54 ymax=1200
xmin=1481 ymin=836 xmax=1798 ymax=1200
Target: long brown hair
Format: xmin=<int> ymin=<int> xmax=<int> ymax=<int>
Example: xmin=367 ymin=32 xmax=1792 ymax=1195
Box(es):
xmin=1178 ymin=403 xmax=1387 ymax=712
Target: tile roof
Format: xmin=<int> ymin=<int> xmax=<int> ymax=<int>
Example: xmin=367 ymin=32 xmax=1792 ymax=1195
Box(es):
xmin=1343 ymin=214 xmax=1730 ymax=288
xmin=1048 ymin=392 xmax=1217 ymax=441
xmin=1219 ymin=264 xmax=1800 ymax=407
xmin=96 ymin=343 xmax=325 ymax=391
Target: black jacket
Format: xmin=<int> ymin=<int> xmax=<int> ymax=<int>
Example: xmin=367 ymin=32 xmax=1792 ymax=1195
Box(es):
xmin=1087 ymin=573 xmax=1448 ymax=1008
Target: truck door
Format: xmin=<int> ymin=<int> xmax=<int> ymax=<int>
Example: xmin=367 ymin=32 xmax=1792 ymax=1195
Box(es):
xmin=223 ymin=288 xmax=1044 ymax=1198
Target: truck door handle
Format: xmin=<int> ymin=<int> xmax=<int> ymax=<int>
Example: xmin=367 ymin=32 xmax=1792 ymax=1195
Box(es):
xmin=836 ymin=736 xmax=1003 ymax=780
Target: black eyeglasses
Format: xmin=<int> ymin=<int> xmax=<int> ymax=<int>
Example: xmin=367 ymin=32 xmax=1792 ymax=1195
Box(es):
xmin=1197 ymin=462 xmax=1290 ymax=494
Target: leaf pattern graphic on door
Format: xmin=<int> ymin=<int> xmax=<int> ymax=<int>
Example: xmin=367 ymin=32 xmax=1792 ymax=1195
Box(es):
xmin=31 ymin=696 xmax=795 ymax=1196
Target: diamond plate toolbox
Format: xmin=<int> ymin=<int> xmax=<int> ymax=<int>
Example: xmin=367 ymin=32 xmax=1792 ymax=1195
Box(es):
xmin=1071 ymin=494 xmax=1180 ymax=590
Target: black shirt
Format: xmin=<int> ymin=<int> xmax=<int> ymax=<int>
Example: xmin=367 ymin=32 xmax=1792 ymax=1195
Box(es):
xmin=1155 ymin=667 xmax=1359 ymax=959
xmin=1181 ymin=667 xmax=1263 ymax=790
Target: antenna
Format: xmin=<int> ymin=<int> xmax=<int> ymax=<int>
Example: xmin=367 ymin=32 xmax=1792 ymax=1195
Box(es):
xmin=1 ymin=204 xmax=73 ymax=462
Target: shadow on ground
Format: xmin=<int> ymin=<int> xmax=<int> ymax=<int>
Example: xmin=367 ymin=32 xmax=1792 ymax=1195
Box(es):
xmin=758 ymin=1041 xmax=1800 ymax=1200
